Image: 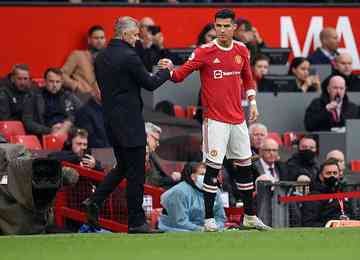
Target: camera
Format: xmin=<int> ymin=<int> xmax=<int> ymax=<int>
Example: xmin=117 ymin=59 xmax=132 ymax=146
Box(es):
xmin=148 ymin=25 xmax=161 ymax=35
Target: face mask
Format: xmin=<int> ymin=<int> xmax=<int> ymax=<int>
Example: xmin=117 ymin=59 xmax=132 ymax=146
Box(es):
xmin=324 ymin=176 xmax=339 ymax=190
xmin=195 ymin=175 xmax=204 ymax=190
xmin=298 ymin=149 xmax=316 ymax=162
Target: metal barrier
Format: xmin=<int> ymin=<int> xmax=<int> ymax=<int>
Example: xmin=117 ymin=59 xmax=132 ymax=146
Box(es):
xmin=256 ymin=179 xmax=360 ymax=228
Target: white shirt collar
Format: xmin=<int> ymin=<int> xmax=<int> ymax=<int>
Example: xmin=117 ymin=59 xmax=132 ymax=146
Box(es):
xmin=214 ymin=39 xmax=233 ymax=51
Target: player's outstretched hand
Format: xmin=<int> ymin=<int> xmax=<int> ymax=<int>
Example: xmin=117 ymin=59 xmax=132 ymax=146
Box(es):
xmin=158 ymin=58 xmax=174 ymax=71
xmin=249 ymin=103 xmax=259 ymax=124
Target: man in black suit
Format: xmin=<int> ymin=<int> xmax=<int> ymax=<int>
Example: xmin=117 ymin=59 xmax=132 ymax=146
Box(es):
xmin=253 ymin=138 xmax=289 ymax=183
xmin=83 ymin=16 xmax=172 ymax=233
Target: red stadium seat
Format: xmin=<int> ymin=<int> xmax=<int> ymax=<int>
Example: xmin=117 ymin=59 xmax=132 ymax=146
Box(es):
xmin=173 ymin=105 xmax=186 ymax=118
xmin=267 ymin=132 xmax=283 ymax=146
xmin=350 ymin=160 xmax=360 ymax=172
xmin=0 ymin=121 xmax=26 ymax=141
xmin=10 ymin=135 xmax=42 ymax=150
xmin=32 ymin=78 xmax=46 ymax=88
xmin=283 ymin=131 xmax=297 ymax=147
xmin=186 ymin=105 xmax=197 ymax=119
xmin=42 ymin=134 xmax=67 ymax=151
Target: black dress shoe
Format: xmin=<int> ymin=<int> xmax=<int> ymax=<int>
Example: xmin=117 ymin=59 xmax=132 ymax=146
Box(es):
xmin=82 ymin=198 xmax=100 ymax=228
xmin=128 ymin=223 xmax=164 ymax=234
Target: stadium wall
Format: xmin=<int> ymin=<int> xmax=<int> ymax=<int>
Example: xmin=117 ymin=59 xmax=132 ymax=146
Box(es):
xmin=0 ymin=4 xmax=359 ymax=77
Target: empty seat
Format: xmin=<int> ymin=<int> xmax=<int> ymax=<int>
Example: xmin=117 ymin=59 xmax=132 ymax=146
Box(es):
xmin=267 ymin=132 xmax=283 ymax=146
xmin=42 ymin=134 xmax=67 ymax=151
xmin=173 ymin=105 xmax=186 ymax=118
xmin=186 ymin=105 xmax=197 ymax=119
xmin=10 ymin=135 xmax=42 ymax=150
xmin=0 ymin=121 xmax=26 ymax=141
xmin=350 ymin=160 xmax=360 ymax=172
xmin=32 ymin=78 xmax=46 ymax=88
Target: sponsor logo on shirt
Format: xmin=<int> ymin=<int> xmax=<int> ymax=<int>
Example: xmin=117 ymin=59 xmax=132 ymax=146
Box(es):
xmin=213 ymin=70 xmax=241 ymax=79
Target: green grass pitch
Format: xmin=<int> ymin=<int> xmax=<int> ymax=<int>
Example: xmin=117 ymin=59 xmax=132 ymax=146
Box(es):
xmin=1 ymin=228 xmax=360 ymax=260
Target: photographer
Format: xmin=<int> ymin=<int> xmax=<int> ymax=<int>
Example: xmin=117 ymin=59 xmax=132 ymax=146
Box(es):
xmin=302 ymin=158 xmax=353 ymax=227
xmin=48 ymin=128 xmax=103 ymax=171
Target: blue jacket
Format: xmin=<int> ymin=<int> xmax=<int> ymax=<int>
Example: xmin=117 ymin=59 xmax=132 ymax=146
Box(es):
xmin=158 ymin=181 xmax=226 ymax=232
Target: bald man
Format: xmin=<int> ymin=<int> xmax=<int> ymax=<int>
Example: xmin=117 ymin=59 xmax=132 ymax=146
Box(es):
xmin=308 ymin=27 xmax=339 ymax=66
xmin=326 ymin=150 xmax=346 ymax=177
xmin=253 ymin=138 xmax=289 ymax=183
xmin=322 ymin=53 xmax=360 ymax=92
xmin=305 ymin=75 xmax=359 ymax=132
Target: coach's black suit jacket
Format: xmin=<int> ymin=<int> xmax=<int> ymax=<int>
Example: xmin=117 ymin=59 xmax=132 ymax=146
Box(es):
xmin=95 ymin=39 xmax=170 ymax=147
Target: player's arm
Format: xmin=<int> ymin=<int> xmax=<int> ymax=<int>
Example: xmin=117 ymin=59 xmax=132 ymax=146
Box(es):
xmin=171 ymin=48 xmax=204 ymax=83
xmin=241 ymin=49 xmax=258 ymax=123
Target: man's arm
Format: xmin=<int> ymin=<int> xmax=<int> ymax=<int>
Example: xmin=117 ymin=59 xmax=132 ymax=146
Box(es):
xmin=62 ymin=51 xmax=81 ymax=92
xmin=241 ymin=48 xmax=258 ymax=123
xmin=127 ymin=52 xmax=171 ymax=91
xmin=170 ymin=48 xmax=204 ymax=83
xmin=22 ymin=94 xmax=52 ymax=135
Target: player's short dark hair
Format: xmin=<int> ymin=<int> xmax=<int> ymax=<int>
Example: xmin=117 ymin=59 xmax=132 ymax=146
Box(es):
xmin=320 ymin=158 xmax=340 ymax=174
xmin=88 ymin=25 xmax=104 ymax=37
xmin=11 ymin=64 xmax=29 ymax=76
xmin=44 ymin=67 xmax=63 ymax=79
xmin=215 ymin=9 xmax=236 ymax=22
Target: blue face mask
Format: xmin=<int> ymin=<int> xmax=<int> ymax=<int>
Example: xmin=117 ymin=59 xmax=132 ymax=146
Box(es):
xmin=195 ymin=175 xmax=204 ymax=190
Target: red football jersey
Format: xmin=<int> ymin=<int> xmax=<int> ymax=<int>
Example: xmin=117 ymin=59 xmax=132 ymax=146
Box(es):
xmin=171 ymin=40 xmax=256 ymax=124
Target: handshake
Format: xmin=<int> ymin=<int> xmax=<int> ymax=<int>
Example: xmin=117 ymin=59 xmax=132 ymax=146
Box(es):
xmin=158 ymin=58 xmax=174 ymax=71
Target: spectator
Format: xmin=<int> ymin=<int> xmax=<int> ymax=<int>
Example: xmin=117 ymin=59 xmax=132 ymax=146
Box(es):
xmin=136 ymin=17 xmax=179 ymax=72
xmin=48 ymin=128 xmax=103 ymax=171
xmin=138 ymin=17 xmax=155 ymax=50
xmin=145 ymin=122 xmax=181 ymax=189
xmin=252 ymin=54 xmax=270 ymax=92
xmin=287 ymin=57 xmax=321 ymax=93
xmin=249 ymin=123 xmax=268 ymax=155
xmin=253 ymin=138 xmax=289 ymax=183
xmin=0 ymin=64 xmax=33 ymax=121
xmin=62 ymin=25 xmax=106 ymax=100
xmin=322 ymin=52 xmax=360 ymax=92
xmin=158 ymin=162 xmax=226 ymax=232
xmin=74 ymin=87 xmax=110 ymax=148
xmin=22 ymin=68 xmax=81 ymax=136
xmin=308 ymin=27 xmax=339 ymax=67
xmin=234 ymin=18 xmax=266 ymax=63
xmin=302 ymin=158 xmax=353 ymax=227
xmin=326 ymin=150 xmax=346 ymax=177
xmin=305 ymin=75 xmax=358 ymax=132
xmin=286 ymin=135 xmax=320 ymax=183
xmin=196 ymin=23 xmax=216 ymax=46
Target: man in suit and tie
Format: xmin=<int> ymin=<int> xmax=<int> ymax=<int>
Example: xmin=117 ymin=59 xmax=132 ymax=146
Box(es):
xmin=253 ymin=138 xmax=289 ymax=183
xmin=83 ymin=16 xmax=172 ymax=233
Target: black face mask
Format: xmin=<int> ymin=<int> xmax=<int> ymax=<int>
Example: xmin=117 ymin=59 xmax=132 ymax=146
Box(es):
xmin=323 ymin=176 xmax=339 ymax=190
xmin=298 ymin=149 xmax=316 ymax=162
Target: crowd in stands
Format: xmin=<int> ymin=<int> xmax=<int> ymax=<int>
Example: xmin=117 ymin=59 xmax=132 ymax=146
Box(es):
xmin=1 ymin=12 xmax=360 ymax=234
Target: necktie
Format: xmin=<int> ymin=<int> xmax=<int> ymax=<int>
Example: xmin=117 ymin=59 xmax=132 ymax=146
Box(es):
xmin=269 ymin=167 xmax=275 ymax=178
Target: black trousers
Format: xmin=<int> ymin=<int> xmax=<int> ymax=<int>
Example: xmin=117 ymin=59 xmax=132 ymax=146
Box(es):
xmin=90 ymin=145 xmax=146 ymax=228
